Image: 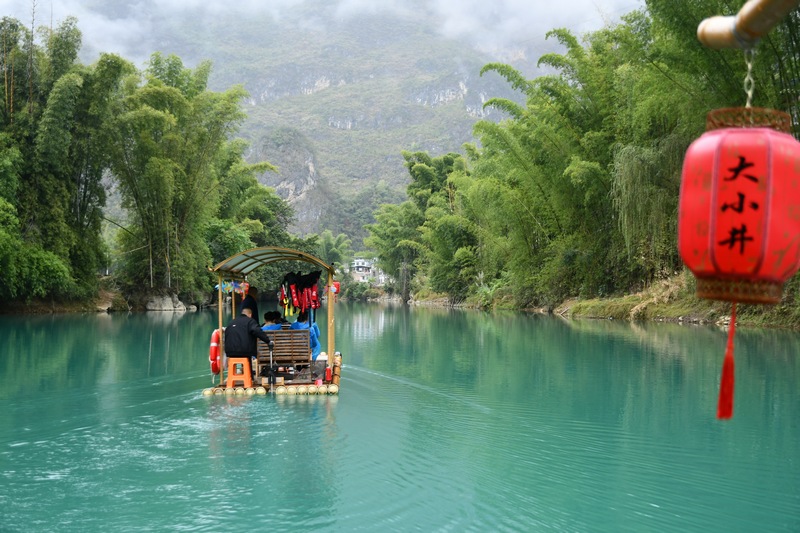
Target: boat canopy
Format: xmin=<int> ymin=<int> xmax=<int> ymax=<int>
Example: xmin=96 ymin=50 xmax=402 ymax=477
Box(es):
xmin=210 ymin=246 xmax=335 ymax=279
xmin=209 ymin=246 xmax=337 ymax=357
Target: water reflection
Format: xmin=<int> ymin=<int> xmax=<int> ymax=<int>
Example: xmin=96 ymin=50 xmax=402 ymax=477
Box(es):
xmin=336 ymin=303 xmax=799 ymax=429
xmin=0 ymin=306 xmax=798 ymax=531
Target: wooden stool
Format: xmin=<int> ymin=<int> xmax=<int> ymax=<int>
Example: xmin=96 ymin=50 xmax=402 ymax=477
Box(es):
xmin=226 ymin=357 xmax=252 ymax=388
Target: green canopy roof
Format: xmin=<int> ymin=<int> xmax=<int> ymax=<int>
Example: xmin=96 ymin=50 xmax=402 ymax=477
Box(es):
xmin=210 ymin=246 xmax=334 ymax=279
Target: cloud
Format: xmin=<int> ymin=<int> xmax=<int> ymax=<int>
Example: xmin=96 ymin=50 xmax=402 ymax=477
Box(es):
xmin=427 ymin=0 xmax=643 ymax=56
xmin=148 ymin=0 xmax=306 ymax=18
xmin=0 ymin=0 xmax=644 ymax=67
xmin=333 ymin=0 xmax=411 ymax=18
xmin=2 ymin=0 xmax=155 ymax=65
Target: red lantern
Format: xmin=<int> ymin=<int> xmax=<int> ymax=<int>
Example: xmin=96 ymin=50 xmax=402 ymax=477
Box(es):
xmin=679 ymin=107 xmax=800 ymax=419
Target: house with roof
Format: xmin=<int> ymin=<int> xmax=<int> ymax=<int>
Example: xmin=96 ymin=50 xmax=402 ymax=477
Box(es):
xmin=350 ymin=258 xmax=390 ymax=286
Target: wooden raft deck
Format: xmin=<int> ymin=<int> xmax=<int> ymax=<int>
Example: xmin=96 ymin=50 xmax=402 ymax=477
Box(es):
xmin=256 ymin=328 xmax=313 ymax=383
xmin=204 ymin=327 xmax=339 ymax=395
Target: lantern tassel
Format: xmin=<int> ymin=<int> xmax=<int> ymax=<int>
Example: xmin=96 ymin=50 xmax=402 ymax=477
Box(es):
xmin=717 ymin=302 xmax=736 ymax=419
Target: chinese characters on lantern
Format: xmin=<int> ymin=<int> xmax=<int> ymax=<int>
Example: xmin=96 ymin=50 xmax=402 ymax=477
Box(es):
xmin=718 ymin=155 xmax=759 ymax=255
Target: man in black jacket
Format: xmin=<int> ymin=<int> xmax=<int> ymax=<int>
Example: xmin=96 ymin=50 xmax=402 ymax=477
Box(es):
xmin=224 ymin=307 xmax=272 ymax=377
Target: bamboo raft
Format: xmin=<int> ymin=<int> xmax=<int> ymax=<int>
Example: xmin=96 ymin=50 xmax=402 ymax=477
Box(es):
xmin=201 ymin=246 xmax=342 ymax=397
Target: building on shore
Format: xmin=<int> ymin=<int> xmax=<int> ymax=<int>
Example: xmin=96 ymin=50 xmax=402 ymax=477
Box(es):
xmin=350 ymin=258 xmax=390 ymax=286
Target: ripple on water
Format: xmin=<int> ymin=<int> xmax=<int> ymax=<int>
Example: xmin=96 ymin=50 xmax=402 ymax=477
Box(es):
xmin=3 ymin=312 xmax=799 ymax=533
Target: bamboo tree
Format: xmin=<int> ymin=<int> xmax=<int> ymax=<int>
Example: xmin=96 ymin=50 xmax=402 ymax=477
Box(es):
xmin=0 ymin=16 xmax=133 ymax=298
xmin=365 ymin=201 xmax=424 ymax=301
xmin=108 ymin=53 xmax=273 ymax=296
xmin=317 ymin=230 xmax=353 ymax=270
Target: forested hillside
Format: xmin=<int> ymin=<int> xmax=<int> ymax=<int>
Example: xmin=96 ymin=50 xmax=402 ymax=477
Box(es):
xmin=0 ymin=17 xmax=316 ymax=307
xmin=133 ymin=1 xmax=523 ymax=246
xmin=0 ymin=0 xmax=524 ymax=306
xmin=366 ymin=1 xmax=800 ymax=321
xmin=4 ymin=0 xmax=800 ymax=319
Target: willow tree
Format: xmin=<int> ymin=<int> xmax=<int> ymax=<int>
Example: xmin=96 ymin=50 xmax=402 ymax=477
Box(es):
xmin=107 ymin=53 xmax=249 ymax=296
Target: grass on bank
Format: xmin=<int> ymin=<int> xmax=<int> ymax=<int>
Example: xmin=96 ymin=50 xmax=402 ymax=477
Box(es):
xmin=560 ymin=271 xmax=800 ymax=330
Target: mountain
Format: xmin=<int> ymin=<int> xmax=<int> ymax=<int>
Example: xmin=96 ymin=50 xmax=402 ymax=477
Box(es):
xmin=104 ymin=2 xmax=525 ymax=246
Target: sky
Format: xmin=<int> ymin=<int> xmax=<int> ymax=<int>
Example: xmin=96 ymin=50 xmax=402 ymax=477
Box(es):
xmin=0 ymin=0 xmax=645 ymax=67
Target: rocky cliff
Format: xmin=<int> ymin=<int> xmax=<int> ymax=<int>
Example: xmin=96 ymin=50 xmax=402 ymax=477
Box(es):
xmin=159 ymin=2 xmax=522 ymax=241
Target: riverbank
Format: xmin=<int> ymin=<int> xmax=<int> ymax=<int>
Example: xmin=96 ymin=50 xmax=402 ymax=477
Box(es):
xmin=405 ymin=274 xmax=726 ymax=324
xmin=553 ymin=274 xmax=720 ymax=323
xmin=551 ymin=273 xmax=800 ymax=330
xmin=0 ymin=289 xmax=124 ymax=315
xmin=6 ymin=272 xmax=800 ymax=330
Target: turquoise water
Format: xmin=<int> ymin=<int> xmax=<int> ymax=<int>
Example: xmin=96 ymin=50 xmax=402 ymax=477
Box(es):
xmin=1 ymin=303 xmax=798 ymax=532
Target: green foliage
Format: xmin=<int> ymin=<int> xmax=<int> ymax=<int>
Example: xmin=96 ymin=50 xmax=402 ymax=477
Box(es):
xmin=204 ymin=219 xmax=254 ymax=264
xmin=17 ymin=245 xmax=75 ymax=299
xmin=611 ymin=139 xmax=682 ymax=277
xmin=0 ymin=133 xmax=21 ymax=202
xmin=403 ymin=151 xmax=465 ymax=211
xmin=0 ymin=18 xmax=329 ymax=307
xmin=0 ymin=198 xmax=21 ymax=298
xmin=365 ymin=200 xmax=424 ymax=302
xmin=107 ymin=53 xmax=262 ymax=297
xmin=368 ymin=3 xmax=800 ymax=309
xmin=146 ymin=52 xmax=210 ymax=99
xmin=34 ymin=71 xmax=84 ymax=259
xmin=342 ymin=281 xmax=371 ymax=301
xmin=316 ymin=230 xmax=352 ymax=271
xmin=42 ymin=16 xmax=81 ymax=94
xmin=367 ymin=152 xmax=479 ymax=303
xmin=422 ymin=212 xmax=476 ymax=302
xmin=0 ymin=17 xmax=134 ymax=301
xmin=0 ymin=197 xmax=73 ymax=300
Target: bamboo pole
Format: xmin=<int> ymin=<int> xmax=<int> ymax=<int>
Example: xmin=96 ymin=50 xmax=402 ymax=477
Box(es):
xmin=327 ymin=269 xmax=335 ymax=357
xmin=231 ymin=284 xmax=237 ymax=317
xmin=217 ymin=273 xmax=224 ymax=385
xmin=697 ymin=0 xmax=800 ymax=49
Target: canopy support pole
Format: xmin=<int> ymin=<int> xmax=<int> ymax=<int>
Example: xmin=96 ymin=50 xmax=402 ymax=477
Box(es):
xmin=217 ymin=273 xmax=224 ymax=385
xmin=327 ymin=270 xmax=335 ymax=356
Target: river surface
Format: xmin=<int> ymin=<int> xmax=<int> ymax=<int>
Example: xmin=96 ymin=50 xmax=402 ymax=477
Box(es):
xmin=0 ymin=302 xmax=798 ymax=532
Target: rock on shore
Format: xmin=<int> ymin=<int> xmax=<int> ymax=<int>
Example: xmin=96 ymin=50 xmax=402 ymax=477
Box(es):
xmin=146 ymin=294 xmax=190 ymax=312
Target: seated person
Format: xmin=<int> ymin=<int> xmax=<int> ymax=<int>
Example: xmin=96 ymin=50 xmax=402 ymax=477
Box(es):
xmin=262 ymin=311 xmax=283 ymax=331
xmin=225 ymin=306 xmax=272 ymax=378
xmin=290 ymin=309 xmax=322 ymax=360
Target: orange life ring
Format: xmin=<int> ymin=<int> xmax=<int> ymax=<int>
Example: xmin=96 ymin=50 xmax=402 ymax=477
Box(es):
xmin=209 ymin=329 xmax=221 ymax=374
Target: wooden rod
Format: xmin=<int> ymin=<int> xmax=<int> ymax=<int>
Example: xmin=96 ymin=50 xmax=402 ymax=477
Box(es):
xmin=697 ymin=0 xmax=800 ymax=49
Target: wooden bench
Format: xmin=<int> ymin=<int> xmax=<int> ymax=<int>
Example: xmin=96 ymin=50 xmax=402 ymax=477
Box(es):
xmin=257 ymin=329 xmax=312 ymax=383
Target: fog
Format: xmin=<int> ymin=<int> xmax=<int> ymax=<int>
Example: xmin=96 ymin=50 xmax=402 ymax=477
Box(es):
xmin=1 ymin=0 xmax=644 ymax=67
